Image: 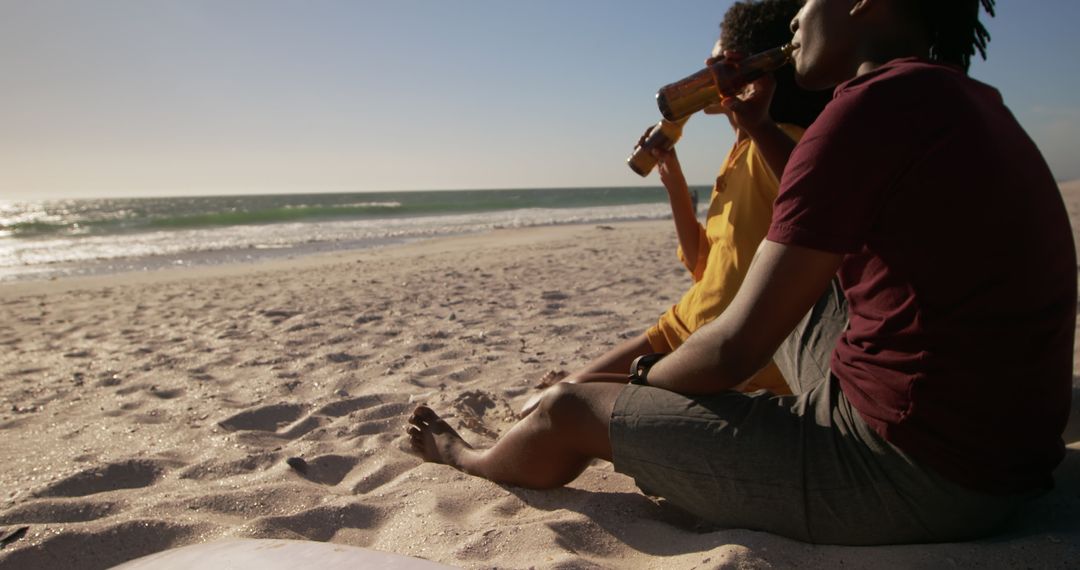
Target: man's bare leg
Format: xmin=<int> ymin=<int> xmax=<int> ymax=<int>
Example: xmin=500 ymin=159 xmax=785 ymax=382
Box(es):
xmin=407 ymin=382 xmax=624 ymax=489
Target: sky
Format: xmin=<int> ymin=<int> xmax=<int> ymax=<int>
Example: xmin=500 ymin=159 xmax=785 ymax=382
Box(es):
xmin=2 ymin=0 xmax=1078 ymax=200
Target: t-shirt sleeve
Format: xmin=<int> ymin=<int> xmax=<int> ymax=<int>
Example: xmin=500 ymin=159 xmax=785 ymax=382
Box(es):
xmin=767 ymin=86 xmax=910 ymax=253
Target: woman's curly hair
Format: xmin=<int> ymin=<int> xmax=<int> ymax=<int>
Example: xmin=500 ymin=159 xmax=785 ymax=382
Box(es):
xmin=720 ymin=0 xmax=832 ymax=128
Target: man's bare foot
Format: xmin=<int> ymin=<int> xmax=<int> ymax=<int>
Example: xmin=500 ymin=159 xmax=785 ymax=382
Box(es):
xmin=406 ymin=405 xmax=474 ymax=468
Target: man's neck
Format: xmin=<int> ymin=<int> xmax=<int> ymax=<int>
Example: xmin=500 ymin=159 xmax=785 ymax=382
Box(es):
xmin=854 ymin=33 xmax=930 ymax=78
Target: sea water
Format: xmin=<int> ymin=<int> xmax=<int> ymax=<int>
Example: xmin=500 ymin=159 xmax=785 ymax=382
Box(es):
xmin=0 ymin=187 xmax=704 ymax=282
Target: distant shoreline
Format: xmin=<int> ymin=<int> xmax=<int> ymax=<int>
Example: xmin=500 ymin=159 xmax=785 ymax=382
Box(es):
xmin=0 ymin=219 xmax=672 ymax=297
xmin=0 ymin=187 xmax=695 ymax=284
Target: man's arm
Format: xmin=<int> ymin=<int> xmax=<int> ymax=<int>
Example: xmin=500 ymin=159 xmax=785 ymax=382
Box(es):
xmin=645 ymin=240 xmax=843 ymax=394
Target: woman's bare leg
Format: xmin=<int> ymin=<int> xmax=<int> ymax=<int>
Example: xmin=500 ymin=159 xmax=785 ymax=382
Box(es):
xmin=564 ymin=332 xmax=654 ymax=381
xmin=520 ymin=333 xmax=654 ymax=416
xmin=407 ymin=382 xmax=625 ymax=489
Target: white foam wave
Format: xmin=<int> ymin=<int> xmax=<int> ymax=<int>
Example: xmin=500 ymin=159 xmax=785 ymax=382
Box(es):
xmin=0 ymin=203 xmax=671 ymax=280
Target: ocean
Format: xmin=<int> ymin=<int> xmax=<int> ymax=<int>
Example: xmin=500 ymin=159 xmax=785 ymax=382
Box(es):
xmin=0 ymin=186 xmax=705 ymax=282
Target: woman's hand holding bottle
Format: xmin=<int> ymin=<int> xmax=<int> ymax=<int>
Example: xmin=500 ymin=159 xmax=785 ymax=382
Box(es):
xmin=638 ymin=125 xmax=688 ymax=193
xmin=708 ymin=50 xmax=778 ymax=133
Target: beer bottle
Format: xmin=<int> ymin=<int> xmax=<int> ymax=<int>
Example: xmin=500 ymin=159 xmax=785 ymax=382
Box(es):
xmin=656 ymin=44 xmax=795 ymax=122
xmin=627 ymin=118 xmax=688 ymax=177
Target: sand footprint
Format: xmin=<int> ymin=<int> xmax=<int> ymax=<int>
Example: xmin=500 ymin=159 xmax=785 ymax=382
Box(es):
xmin=285 ymin=454 xmax=359 ymax=486
xmin=0 ymin=519 xmax=211 ymax=570
xmin=450 ymin=390 xmax=515 ymax=439
xmin=0 ymin=498 xmax=121 ymax=524
xmin=148 ymin=386 xmax=185 ymax=399
xmin=276 ymin=415 xmax=333 ymax=440
xmin=222 ymin=394 xmax=415 ymax=445
xmin=354 ymin=314 xmax=383 ymax=325
xmin=414 ymin=364 xmax=453 ymax=379
xmin=217 ymin=403 xmax=308 ymax=432
xmin=315 ymin=394 xmax=396 ymax=417
xmin=242 ymin=503 xmax=385 ymax=543
xmin=259 ymin=309 xmax=300 ymax=324
xmin=350 ymin=401 xmax=413 ymax=423
xmin=177 ymin=485 xmax=307 ymax=517
xmin=340 ymin=400 xmax=415 ymax=438
xmin=34 ymin=459 xmax=172 ymax=498
xmin=304 ymin=393 xmax=411 ymax=437
xmin=346 ymin=459 xmax=416 ymax=495
xmin=179 ymin=452 xmax=282 ymax=481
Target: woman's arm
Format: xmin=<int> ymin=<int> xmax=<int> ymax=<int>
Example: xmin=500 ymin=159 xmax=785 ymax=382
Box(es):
xmin=652 ymin=146 xmax=704 ymax=268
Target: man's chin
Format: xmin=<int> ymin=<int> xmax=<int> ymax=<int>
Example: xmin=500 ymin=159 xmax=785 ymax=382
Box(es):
xmin=793 ymin=65 xmax=840 ymax=92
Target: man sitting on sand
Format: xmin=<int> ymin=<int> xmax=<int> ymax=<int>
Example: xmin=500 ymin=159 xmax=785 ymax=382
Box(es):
xmin=407 ymin=0 xmax=1076 ymax=545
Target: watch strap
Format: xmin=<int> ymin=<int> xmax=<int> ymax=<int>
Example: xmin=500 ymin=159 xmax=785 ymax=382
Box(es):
xmin=628 ymin=353 xmax=667 ymax=386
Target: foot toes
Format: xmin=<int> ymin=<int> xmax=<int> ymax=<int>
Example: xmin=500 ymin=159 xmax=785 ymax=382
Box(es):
xmin=412 ymin=405 xmax=439 ymax=422
xmin=429 ymin=418 xmax=450 ymax=435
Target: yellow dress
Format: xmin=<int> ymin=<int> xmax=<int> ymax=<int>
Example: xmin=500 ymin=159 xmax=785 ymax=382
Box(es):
xmin=645 ymin=124 xmax=805 ymax=394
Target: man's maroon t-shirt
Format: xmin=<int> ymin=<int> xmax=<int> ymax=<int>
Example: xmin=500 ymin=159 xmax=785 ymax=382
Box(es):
xmin=767 ymin=58 xmax=1076 ymax=493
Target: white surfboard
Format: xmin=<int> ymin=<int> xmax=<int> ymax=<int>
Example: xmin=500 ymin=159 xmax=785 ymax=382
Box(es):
xmin=110 ymin=539 xmax=456 ymax=570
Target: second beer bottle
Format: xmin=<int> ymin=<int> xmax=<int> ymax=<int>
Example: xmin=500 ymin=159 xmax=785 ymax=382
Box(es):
xmin=627 ymin=118 xmax=688 ymax=177
xmin=656 ymin=44 xmax=795 ymax=122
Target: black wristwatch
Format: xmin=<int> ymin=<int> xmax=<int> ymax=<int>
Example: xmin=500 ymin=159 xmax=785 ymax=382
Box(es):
xmin=628 ymin=353 xmax=667 ymax=386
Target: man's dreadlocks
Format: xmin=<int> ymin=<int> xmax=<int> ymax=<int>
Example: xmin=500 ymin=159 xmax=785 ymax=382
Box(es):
xmin=912 ymin=0 xmax=997 ymax=71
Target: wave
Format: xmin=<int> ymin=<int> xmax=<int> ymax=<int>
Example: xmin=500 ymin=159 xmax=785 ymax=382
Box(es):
xmin=151 ymin=202 xmax=404 ymax=229
xmin=0 ymin=188 xmax=683 ymax=241
xmin=0 ymin=188 xmax=696 ymax=283
xmin=0 ymin=203 xmax=675 ymax=280
xmin=0 ymin=201 xmax=405 ymax=238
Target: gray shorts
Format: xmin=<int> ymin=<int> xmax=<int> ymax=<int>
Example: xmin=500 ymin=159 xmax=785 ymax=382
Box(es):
xmin=609 ymin=281 xmax=1034 ymax=545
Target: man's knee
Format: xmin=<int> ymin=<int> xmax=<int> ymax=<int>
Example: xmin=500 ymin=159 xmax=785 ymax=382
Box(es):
xmin=535 ymin=382 xmax=616 ymax=461
xmin=537 ymin=382 xmax=595 ymax=431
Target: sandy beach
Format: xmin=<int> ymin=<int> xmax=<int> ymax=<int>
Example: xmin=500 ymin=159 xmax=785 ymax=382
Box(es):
xmin=1 ymin=187 xmax=1078 ymax=568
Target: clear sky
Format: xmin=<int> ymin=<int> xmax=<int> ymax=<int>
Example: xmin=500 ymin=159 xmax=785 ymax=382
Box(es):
xmin=2 ymin=0 xmax=1078 ymax=200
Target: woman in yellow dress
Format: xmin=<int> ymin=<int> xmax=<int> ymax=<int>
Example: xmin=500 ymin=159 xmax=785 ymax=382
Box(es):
xmin=524 ymin=0 xmax=832 ymax=413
